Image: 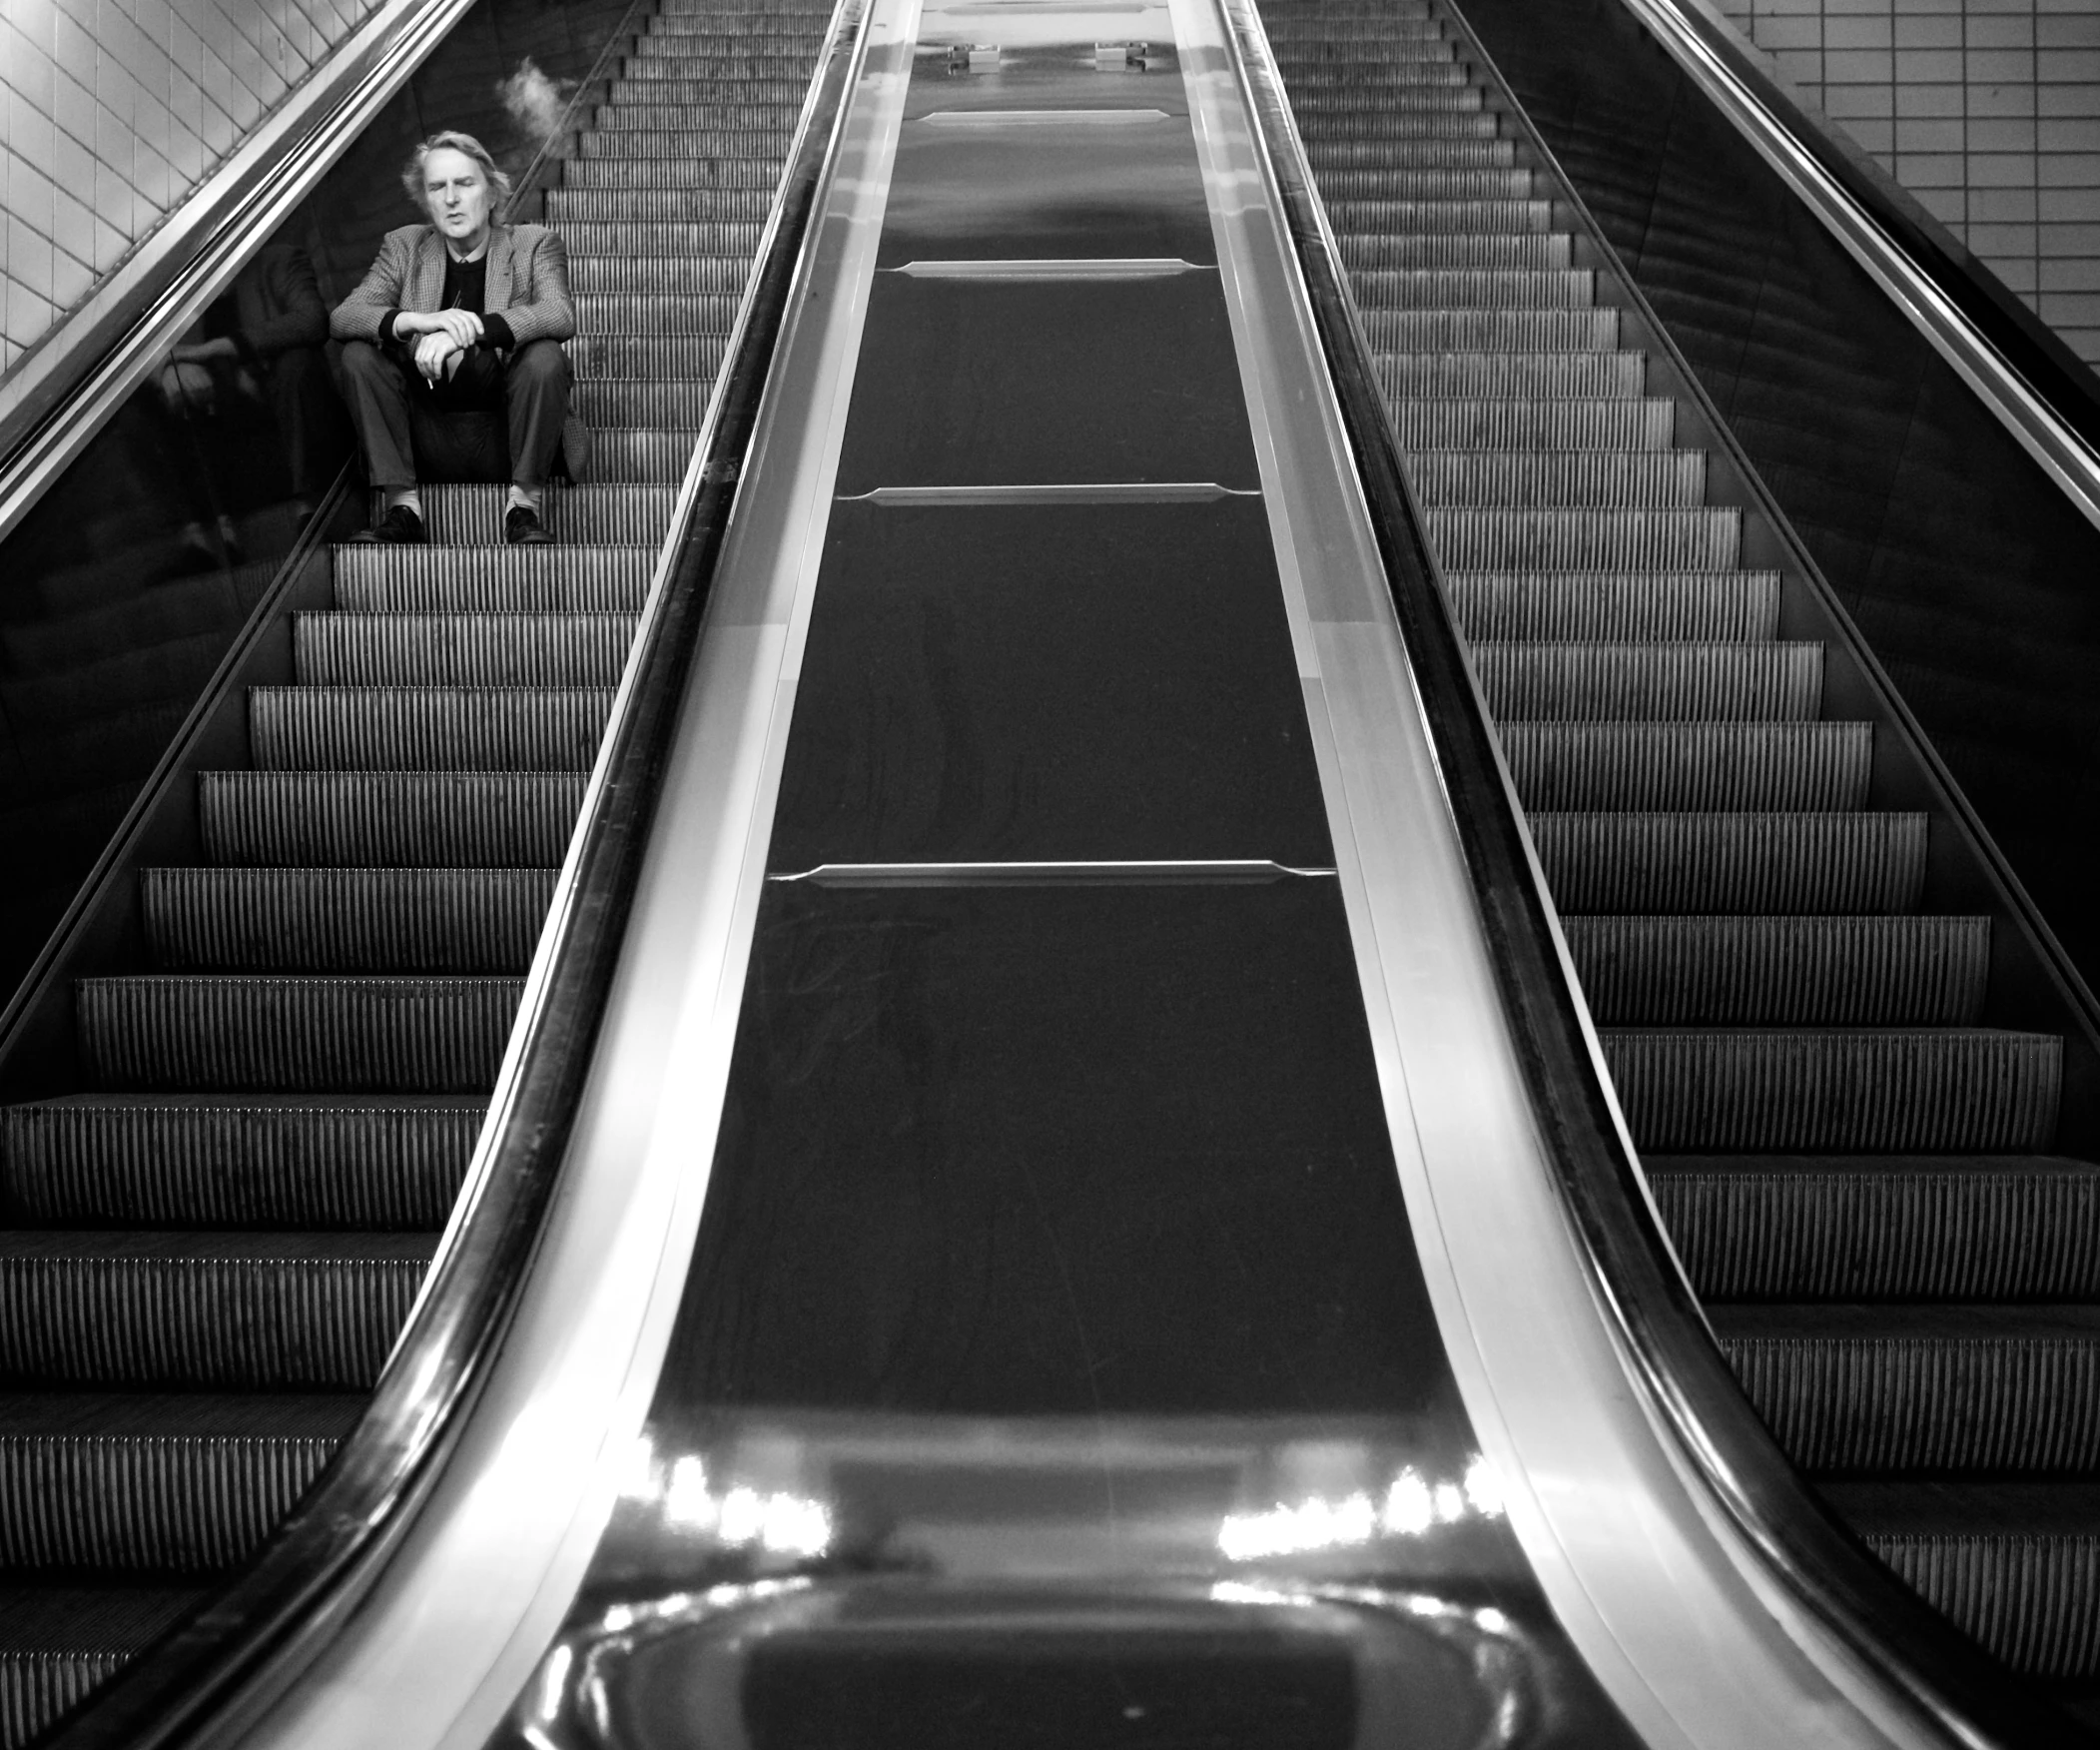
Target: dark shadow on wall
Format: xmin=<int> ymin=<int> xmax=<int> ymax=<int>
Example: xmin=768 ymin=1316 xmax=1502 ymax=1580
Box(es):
xmin=1452 ymin=0 xmax=2100 ymax=997
xmin=0 ymin=0 xmax=638 ymax=1007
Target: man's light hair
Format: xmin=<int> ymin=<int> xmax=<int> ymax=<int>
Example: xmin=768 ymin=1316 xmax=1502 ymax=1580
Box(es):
xmin=402 ymin=131 xmax=514 ymax=217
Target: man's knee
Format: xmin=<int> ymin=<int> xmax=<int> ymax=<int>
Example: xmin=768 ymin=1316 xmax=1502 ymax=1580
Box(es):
xmin=507 ymin=339 xmax=571 ymax=394
xmin=340 ymin=340 xmax=389 ymax=387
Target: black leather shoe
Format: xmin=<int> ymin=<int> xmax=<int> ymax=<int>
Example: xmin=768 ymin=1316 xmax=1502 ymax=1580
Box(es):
xmin=505 ymin=503 xmax=555 ymax=546
xmin=351 ymin=503 xmax=427 ymax=544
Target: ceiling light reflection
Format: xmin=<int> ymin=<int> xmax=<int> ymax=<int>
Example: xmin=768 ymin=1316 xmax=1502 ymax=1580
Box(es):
xmin=1219 ymin=1458 xmax=1508 ymax=1560
xmin=660 ymin=1457 xmax=834 ymax=1557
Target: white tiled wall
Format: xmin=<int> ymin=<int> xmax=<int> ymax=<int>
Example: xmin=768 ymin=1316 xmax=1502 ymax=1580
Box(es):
xmin=1714 ymin=0 xmax=2100 ymax=368
xmin=0 ymin=0 xmax=384 ymax=379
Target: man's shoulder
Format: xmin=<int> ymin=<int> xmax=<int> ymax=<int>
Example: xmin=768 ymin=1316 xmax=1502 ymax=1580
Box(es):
xmin=501 ymin=222 xmax=559 ymax=250
xmin=380 ymin=223 xmax=435 ymax=251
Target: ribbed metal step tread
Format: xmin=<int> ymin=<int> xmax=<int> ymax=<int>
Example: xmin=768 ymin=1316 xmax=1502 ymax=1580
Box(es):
xmin=78 ymin=976 xmax=524 ymax=1093
xmin=578 ymin=127 xmax=794 ymax=158
xmin=1565 ymin=914 xmax=1988 ymax=1025
xmin=574 ymin=290 xmax=740 ymax=332
xmin=1602 ymin=1029 xmax=2061 ymax=1153
xmin=616 ymin=55 xmax=824 ymax=80
xmin=199 ymin=771 xmax=585 ymax=867
xmin=1412 ymin=449 xmax=1704 ymax=507
xmin=294 ymin=614 xmax=639 ymax=687
xmin=0 ymin=1392 xmax=362 ymax=1568
xmin=2 ymin=1096 xmax=480 ymax=1229
xmin=1531 ymin=811 xmax=1928 ymax=914
xmin=251 ymin=686 xmax=614 ymax=773
xmin=579 ymin=429 xmax=699 ymax=482
xmin=142 ymin=867 xmax=559 ymax=973
xmin=1448 ymin=570 xmax=1778 ymax=641
xmin=1716 ymin=1305 xmax=2100 ymax=1472
xmin=1821 ymin=1481 xmax=2100 ymax=1677
xmin=1380 ymin=351 xmax=1645 ymax=398
xmin=1340 ymin=230 xmax=1568 ymax=268
xmin=0 ymin=1585 xmax=207 ymax=1750
xmin=1306 ymin=138 xmax=1514 ymax=169
xmin=1649 ymin=1156 xmax=2100 ymax=1300
xmin=1474 ymin=642 xmax=1819 ymax=721
xmin=547 ymin=187 xmax=775 ymax=223
xmin=560 ymin=158 xmax=780 ymax=196
xmin=1354 ymin=266 xmax=1609 ymax=308
xmin=0 ymin=1234 xmax=434 ymax=1387
xmin=1499 ymin=721 xmax=1869 ymax=810
xmin=572 ymin=381 xmax=714 ymax=430
xmin=331 ymin=545 xmax=655 ymax=612
xmin=1363 ymin=308 xmax=1614 ymax=350
xmin=1276 ymin=108 xmax=1502 ymax=140
xmin=570 ymin=256 xmax=753 ymax=294
xmin=602 ymin=85 xmax=812 ymax=111
xmin=1399 ymin=398 xmax=1674 ymax=450
xmin=372 ymin=484 xmax=674 ymax=545
xmin=1428 ymin=505 xmax=1742 ymax=571
xmin=567 ymin=333 xmax=729 ymax=380
xmin=558 ymin=219 xmax=765 ymax=256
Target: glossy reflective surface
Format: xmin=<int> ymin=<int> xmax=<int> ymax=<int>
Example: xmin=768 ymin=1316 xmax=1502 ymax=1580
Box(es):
xmin=492 ymin=2 xmax=1645 ymax=1742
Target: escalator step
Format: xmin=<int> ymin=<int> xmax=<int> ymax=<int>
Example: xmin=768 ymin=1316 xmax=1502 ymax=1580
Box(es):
xmin=250 ymin=686 xmax=614 ymax=771
xmin=1341 ymin=231 xmax=1567 ymax=268
xmin=331 ymin=545 xmax=656 ymax=613
xmin=558 ymin=218 xmax=765 ymax=255
xmin=1820 ymin=1481 xmax=2100 ymax=1678
xmin=0 ymin=1235 xmax=433 ymax=1387
xmin=77 ymin=976 xmax=524 ymax=1093
xmin=634 ymin=31 xmax=828 ymax=53
xmin=1602 ymin=1029 xmax=2061 ymax=1153
xmin=1356 ymin=268 xmax=1599 ymax=309
xmin=1362 ymin=307 xmax=1615 ymax=350
xmin=0 ymin=1394 xmax=361 ymax=1567
xmin=596 ymin=98 xmax=806 ymax=127
xmin=1397 ymin=398 xmax=1674 ymax=450
xmin=572 ymin=381 xmax=714 ymax=430
xmin=547 ymin=187 xmax=774 ymax=223
xmin=567 ymin=334 xmax=730 ymax=379
xmin=142 ymin=868 xmax=560 ymax=973
xmin=616 ymin=56 xmax=822 ymax=80
xmin=1306 ymin=138 xmax=1516 ymax=169
xmin=586 ymin=429 xmax=701 ymax=483
xmin=293 ymin=615 xmax=639 ymax=687
xmin=1649 ymin=1156 xmax=2100 ymax=1299
xmin=578 ymin=128 xmax=794 ymax=158
xmin=564 ymin=160 xmax=783 ymax=193
xmin=1564 ymin=914 xmax=1988 ymax=1025
xmin=198 ymin=771 xmax=584 ymax=868
xmin=1531 ymin=811 xmax=1927 ymax=913
xmin=374 ymin=484 xmax=675 ymax=545
xmin=0 ymin=1586 xmax=205 ymax=1749
xmin=1279 ymin=109 xmax=1502 ymax=139
xmin=1447 ymin=570 xmax=1778 ymax=641
xmin=1500 ymin=721 xmax=1868 ymax=810
xmin=1379 ymin=350 xmax=1644 ymax=399
xmin=571 ymin=256 xmax=751 ymax=295
xmin=1716 ymin=1305 xmax=2100 ymax=1471
xmin=1427 ymin=506 xmax=1741 ymax=571
xmin=2 ymin=1097 xmax=479 ymax=1228
xmin=575 ymin=291 xmax=740 ymax=332
xmin=1412 ymin=449 xmax=1704 ymax=507
xmin=1473 ymin=642 xmax=1819 ymax=720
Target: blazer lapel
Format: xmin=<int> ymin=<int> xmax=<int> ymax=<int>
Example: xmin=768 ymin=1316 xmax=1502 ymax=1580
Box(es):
xmin=412 ymin=229 xmax=445 ymax=312
xmin=486 ymin=228 xmax=514 ymax=316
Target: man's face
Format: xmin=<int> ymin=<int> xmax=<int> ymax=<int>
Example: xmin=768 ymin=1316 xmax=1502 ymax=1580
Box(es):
xmin=423 ymin=147 xmax=493 ymax=252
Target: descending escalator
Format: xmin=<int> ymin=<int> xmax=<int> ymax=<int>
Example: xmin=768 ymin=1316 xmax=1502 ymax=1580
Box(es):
xmin=1261 ymin=0 xmax=2100 ymax=1708
xmin=0 ymin=4 xmax=827 ymax=1741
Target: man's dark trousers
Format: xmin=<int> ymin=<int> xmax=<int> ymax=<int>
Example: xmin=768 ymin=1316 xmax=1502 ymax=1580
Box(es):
xmin=340 ymin=337 xmax=571 ymax=487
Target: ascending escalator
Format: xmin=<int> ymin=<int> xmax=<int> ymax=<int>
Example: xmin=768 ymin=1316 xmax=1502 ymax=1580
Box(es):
xmin=0 ymin=4 xmax=825 ymax=1740
xmin=1264 ymin=0 xmax=2100 ymax=1707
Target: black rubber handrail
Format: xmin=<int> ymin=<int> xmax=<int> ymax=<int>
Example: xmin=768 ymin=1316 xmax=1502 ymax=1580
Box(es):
xmin=1217 ymin=3 xmax=2083 ymax=1747
xmin=36 ymin=2 xmax=869 ymax=1745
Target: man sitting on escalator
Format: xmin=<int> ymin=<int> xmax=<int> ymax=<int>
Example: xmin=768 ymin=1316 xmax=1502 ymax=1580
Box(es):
xmin=331 ymin=130 xmax=587 ymax=546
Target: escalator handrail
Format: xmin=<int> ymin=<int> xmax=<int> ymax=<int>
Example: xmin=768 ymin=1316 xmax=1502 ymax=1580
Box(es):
xmin=1608 ymin=0 xmax=2100 ymax=536
xmin=38 ymin=1 xmax=871 ymax=1744
xmin=1216 ymin=4 xmax=2075 ymax=1748
xmin=0 ymin=0 xmax=480 ymax=549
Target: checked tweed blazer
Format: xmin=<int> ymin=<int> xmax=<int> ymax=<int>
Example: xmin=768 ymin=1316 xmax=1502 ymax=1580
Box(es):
xmin=329 ymin=222 xmax=577 ymax=348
